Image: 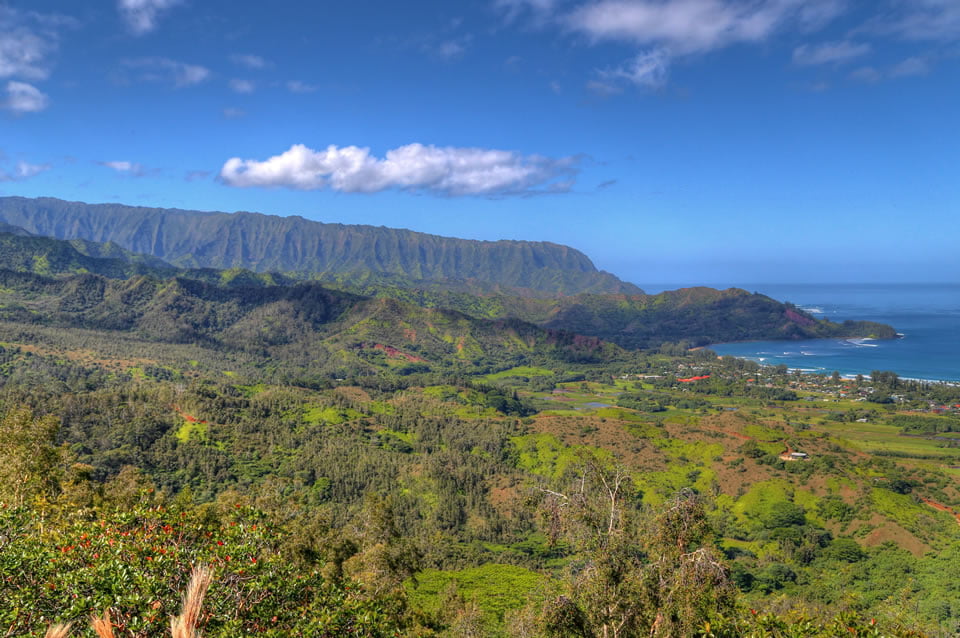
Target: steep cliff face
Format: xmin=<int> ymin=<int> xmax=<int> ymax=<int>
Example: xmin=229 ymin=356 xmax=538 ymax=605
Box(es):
xmin=0 ymin=197 xmax=639 ymax=295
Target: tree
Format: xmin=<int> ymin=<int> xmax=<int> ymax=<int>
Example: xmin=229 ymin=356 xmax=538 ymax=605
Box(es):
xmin=0 ymin=407 xmax=61 ymax=507
xmin=535 ymin=457 xmax=733 ymax=638
xmin=537 ymin=459 xmax=647 ymax=638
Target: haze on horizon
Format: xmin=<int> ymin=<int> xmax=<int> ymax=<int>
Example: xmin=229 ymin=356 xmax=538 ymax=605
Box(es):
xmin=1 ymin=0 xmax=957 ymax=285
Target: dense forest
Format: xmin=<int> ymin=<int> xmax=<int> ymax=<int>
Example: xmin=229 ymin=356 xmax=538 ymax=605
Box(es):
xmin=0 ymin=223 xmax=953 ymax=637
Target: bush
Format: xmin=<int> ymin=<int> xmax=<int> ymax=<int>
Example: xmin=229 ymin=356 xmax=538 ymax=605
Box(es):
xmin=826 ymin=538 xmax=866 ymax=563
xmin=760 ymin=502 xmax=806 ymax=529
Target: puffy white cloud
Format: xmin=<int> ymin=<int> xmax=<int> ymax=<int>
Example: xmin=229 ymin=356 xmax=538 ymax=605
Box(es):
xmin=0 ymin=160 xmax=51 ymax=181
xmin=793 ymin=40 xmax=871 ymax=65
xmin=3 ymin=81 xmax=49 ymax=113
xmin=99 ymin=160 xmax=147 ymax=176
xmin=229 ymin=79 xmax=255 ymax=94
xmin=219 ymin=143 xmax=579 ymax=196
xmin=121 ymin=57 xmax=210 ymax=87
xmin=118 ymin=0 xmax=182 ymax=35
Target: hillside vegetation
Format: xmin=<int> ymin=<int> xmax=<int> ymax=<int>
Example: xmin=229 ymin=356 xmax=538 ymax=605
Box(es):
xmin=0 ymin=229 xmax=896 ymax=351
xmin=0 ymin=212 xmax=942 ymax=637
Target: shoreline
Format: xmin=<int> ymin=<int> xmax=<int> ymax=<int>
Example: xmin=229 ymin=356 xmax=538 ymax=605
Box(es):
xmin=706 ymin=336 xmax=959 ymax=386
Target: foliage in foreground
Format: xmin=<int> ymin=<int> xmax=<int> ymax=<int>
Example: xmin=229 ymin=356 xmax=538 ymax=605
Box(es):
xmin=0 ymin=500 xmax=405 ymax=637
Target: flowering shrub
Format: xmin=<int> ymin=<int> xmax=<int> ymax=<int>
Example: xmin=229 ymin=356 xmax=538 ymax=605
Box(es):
xmin=0 ymin=503 xmax=404 ymax=637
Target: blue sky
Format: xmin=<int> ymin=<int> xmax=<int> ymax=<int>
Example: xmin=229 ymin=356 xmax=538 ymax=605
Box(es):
xmin=0 ymin=0 xmax=957 ymax=287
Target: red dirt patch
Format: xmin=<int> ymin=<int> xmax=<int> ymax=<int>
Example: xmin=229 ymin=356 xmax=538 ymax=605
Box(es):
xmin=920 ymin=497 xmax=960 ymax=526
xmin=859 ymin=513 xmax=930 ymax=556
xmin=172 ymin=405 xmax=207 ymax=425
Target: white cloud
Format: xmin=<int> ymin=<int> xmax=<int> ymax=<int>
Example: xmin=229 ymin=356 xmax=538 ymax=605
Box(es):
xmin=437 ymin=40 xmax=467 ymax=59
xmin=793 ymin=40 xmax=871 ymax=66
xmin=286 ymin=80 xmax=319 ymax=94
xmin=562 ymin=0 xmax=850 ymax=90
xmin=0 ymin=26 xmax=52 ymax=80
xmin=222 ymin=107 xmax=246 ymax=119
xmin=566 ymin=0 xmax=846 ymax=54
xmin=185 ymin=169 xmax=212 ymax=181
xmin=586 ymin=79 xmax=624 ymax=96
xmin=849 ymin=66 xmax=881 ymax=83
xmin=0 ymin=160 xmax=51 ymax=182
xmin=599 ymin=47 xmax=670 ymax=88
xmin=497 ymin=0 xmax=558 ymax=10
xmin=3 ymin=81 xmax=49 ymax=113
xmin=495 ymin=0 xmax=560 ymax=21
xmin=14 ymin=160 xmax=50 ymax=179
xmin=219 ymin=143 xmax=579 ymax=196
xmin=229 ymin=78 xmax=255 ymax=94
xmin=0 ymin=7 xmax=72 ymax=81
xmin=890 ymin=56 xmax=931 ymax=77
xmin=230 ymin=54 xmax=269 ymax=69
xmin=844 ymin=56 xmax=932 ymax=84
xmin=118 ymin=0 xmax=182 ymax=35
xmin=867 ymin=0 xmax=960 ymax=42
xmin=121 ymin=57 xmax=210 ymax=87
xmin=99 ymin=160 xmax=147 ymax=176
xmin=795 ymin=0 xmax=849 ymax=31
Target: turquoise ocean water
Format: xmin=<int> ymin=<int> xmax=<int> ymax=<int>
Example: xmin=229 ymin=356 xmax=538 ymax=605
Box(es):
xmin=646 ymin=284 xmax=960 ymax=382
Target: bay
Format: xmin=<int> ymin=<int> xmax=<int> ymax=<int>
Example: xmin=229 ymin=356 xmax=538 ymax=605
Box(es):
xmin=645 ymin=283 xmax=960 ymax=382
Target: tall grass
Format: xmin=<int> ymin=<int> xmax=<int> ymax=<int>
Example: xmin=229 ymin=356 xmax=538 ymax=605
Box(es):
xmin=43 ymin=567 xmax=211 ymax=638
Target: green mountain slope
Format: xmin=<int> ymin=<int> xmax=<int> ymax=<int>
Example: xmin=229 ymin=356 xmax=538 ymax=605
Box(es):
xmin=0 ymin=196 xmax=638 ymax=295
xmin=312 ymin=282 xmax=899 ymax=349
xmin=0 ymin=230 xmax=896 ymax=349
xmin=0 ymin=269 xmax=619 ymax=378
xmin=0 ymin=231 xmax=176 ymax=280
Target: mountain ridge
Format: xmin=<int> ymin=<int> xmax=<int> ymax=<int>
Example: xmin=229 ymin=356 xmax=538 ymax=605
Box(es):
xmin=0 ymin=196 xmax=639 ymax=295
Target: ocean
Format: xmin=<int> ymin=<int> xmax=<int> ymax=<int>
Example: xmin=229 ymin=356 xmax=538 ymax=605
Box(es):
xmin=647 ymin=284 xmax=960 ymax=383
